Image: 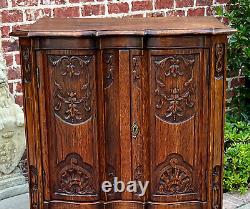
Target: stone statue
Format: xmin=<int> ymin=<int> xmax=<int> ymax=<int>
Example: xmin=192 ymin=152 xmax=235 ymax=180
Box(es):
xmin=0 ymin=51 xmax=26 ymax=175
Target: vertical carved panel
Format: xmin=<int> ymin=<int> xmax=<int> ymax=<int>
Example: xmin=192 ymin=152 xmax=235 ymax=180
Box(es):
xmin=153 ymin=55 xmax=196 ymax=123
xmin=215 ymin=44 xmax=225 ymax=79
xmin=30 ymin=165 xmax=39 ymax=209
xmin=132 ymin=55 xmax=142 ymax=89
xmin=49 ymin=55 xmax=93 ymax=124
xmin=134 ymin=165 xmax=144 ymax=195
xmin=22 ymin=47 xmax=31 ymax=83
xmin=56 ymin=153 xmax=96 ymax=196
xmin=154 ymin=153 xmax=194 ymax=195
xmin=212 ymin=165 xmax=221 ymax=209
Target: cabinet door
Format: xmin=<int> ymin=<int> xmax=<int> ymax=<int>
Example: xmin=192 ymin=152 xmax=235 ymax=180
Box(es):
xmin=149 ymin=49 xmax=209 ymax=203
xmin=37 ymin=50 xmax=100 ymax=203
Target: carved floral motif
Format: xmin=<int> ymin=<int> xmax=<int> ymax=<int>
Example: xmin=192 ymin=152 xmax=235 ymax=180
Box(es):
xmin=22 ymin=47 xmax=31 ymax=83
xmin=215 ymin=44 xmax=225 ymax=79
xmin=212 ymin=165 xmax=221 ymax=209
xmin=104 ymin=53 xmax=115 ymax=88
xmin=154 ymin=55 xmax=196 ymax=123
xmin=134 ymin=165 xmax=144 ymax=195
xmin=56 ymin=153 xmax=96 ymax=196
xmin=30 ymin=165 xmax=39 ymax=209
xmin=132 ymin=55 xmax=142 ymax=89
xmin=155 ymin=153 xmax=194 ymax=195
xmin=49 ymin=55 xmax=93 ymax=124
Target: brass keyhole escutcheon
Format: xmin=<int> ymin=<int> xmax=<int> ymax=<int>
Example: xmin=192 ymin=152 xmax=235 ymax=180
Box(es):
xmin=132 ymin=122 xmax=139 ymax=139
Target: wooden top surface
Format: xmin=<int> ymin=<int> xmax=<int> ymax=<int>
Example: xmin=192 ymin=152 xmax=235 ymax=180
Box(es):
xmin=11 ymin=16 xmax=236 ymax=37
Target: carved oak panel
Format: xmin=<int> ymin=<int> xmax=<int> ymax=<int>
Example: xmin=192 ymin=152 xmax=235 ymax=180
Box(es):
xmin=153 ymin=55 xmax=196 ymax=123
xmin=49 ymin=55 xmax=93 ymax=124
xmin=215 ymin=44 xmax=225 ymax=79
xmin=56 ymin=153 xmax=96 ymax=196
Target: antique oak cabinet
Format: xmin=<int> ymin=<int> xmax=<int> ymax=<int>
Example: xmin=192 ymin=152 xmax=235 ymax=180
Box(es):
xmin=11 ymin=17 xmax=235 ymax=209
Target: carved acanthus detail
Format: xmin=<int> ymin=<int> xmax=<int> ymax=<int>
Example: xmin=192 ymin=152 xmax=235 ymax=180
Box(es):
xmin=22 ymin=47 xmax=31 ymax=83
xmin=49 ymin=55 xmax=93 ymax=124
xmin=212 ymin=165 xmax=221 ymax=209
xmin=134 ymin=165 xmax=144 ymax=195
xmin=30 ymin=165 xmax=39 ymax=209
xmin=56 ymin=153 xmax=96 ymax=196
xmin=154 ymin=55 xmax=196 ymax=123
xmin=132 ymin=55 xmax=142 ymax=89
xmin=215 ymin=44 xmax=225 ymax=79
xmin=104 ymin=53 xmax=115 ymax=88
xmin=155 ymin=153 xmax=194 ymax=195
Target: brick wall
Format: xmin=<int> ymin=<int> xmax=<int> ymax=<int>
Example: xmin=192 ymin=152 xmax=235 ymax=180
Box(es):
xmin=0 ymin=0 xmax=235 ymax=106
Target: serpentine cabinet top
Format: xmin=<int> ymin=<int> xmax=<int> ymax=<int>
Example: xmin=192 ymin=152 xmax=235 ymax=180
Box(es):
xmin=11 ymin=16 xmax=235 ymax=37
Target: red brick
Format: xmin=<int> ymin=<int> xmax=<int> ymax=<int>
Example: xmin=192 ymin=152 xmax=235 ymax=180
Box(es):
xmin=25 ymin=8 xmax=52 ymax=21
xmin=2 ymin=40 xmax=19 ymax=53
xmin=54 ymin=7 xmax=80 ymax=18
xmin=206 ymin=6 xmax=215 ymax=16
xmin=1 ymin=10 xmax=23 ymax=23
xmin=12 ymin=0 xmax=38 ymax=6
xmin=15 ymin=82 xmax=23 ymax=93
xmin=15 ymin=53 xmax=20 ymax=65
xmin=238 ymin=77 xmax=245 ymax=86
xmin=230 ymin=77 xmax=241 ymax=88
xmin=69 ymin=0 xmax=94 ymax=2
xmin=55 ymin=0 xmax=67 ymax=4
xmin=166 ymin=10 xmax=185 ymax=16
xmin=187 ymin=8 xmax=205 ymax=16
xmin=176 ymin=0 xmax=194 ymax=8
xmin=1 ymin=26 xmax=10 ymax=38
xmin=155 ymin=0 xmax=174 ymax=9
xmin=196 ymin=0 xmax=212 ymax=6
xmin=0 ymin=0 xmax=8 ymax=8
xmin=108 ymin=3 xmax=129 ymax=14
xmin=4 ymin=54 xmax=13 ymax=67
xmin=82 ymin=4 xmax=105 ymax=16
xmin=226 ymin=90 xmax=235 ymax=100
xmin=132 ymin=1 xmax=153 ymax=11
xmin=7 ymin=67 xmax=21 ymax=80
xmin=15 ymin=95 xmax=23 ymax=107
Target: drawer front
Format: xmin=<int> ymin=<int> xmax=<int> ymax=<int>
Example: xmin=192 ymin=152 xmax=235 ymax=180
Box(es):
xmin=149 ymin=49 xmax=209 ymax=202
xmin=37 ymin=49 xmax=100 ymax=202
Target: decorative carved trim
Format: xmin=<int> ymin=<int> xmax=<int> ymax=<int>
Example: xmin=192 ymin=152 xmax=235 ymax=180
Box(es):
xmin=22 ymin=47 xmax=31 ymax=83
xmin=212 ymin=165 xmax=221 ymax=209
xmin=155 ymin=153 xmax=194 ymax=195
xmin=104 ymin=53 xmax=115 ymax=88
xmin=49 ymin=55 xmax=93 ymax=124
xmin=56 ymin=153 xmax=96 ymax=196
xmin=215 ymin=44 xmax=225 ymax=79
xmin=30 ymin=165 xmax=39 ymax=209
xmin=154 ymin=55 xmax=195 ymax=123
xmin=134 ymin=165 xmax=144 ymax=195
xmin=106 ymin=163 xmax=116 ymax=195
xmin=132 ymin=55 xmax=142 ymax=89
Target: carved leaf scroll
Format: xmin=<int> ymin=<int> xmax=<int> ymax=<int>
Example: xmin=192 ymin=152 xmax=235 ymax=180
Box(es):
xmin=22 ymin=47 xmax=31 ymax=83
xmin=30 ymin=165 xmax=39 ymax=209
xmin=56 ymin=153 xmax=96 ymax=196
xmin=212 ymin=165 xmax=221 ymax=209
xmin=49 ymin=55 xmax=93 ymax=124
xmin=104 ymin=53 xmax=115 ymax=88
xmin=154 ymin=55 xmax=196 ymax=123
xmin=215 ymin=44 xmax=225 ymax=79
xmin=155 ymin=153 xmax=194 ymax=195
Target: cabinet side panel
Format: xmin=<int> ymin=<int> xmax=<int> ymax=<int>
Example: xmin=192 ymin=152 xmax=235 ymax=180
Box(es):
xmin=20 ymin=38 xmax=44 ymax=209
xmin=209 ymin=36 xmax=227 ymax=209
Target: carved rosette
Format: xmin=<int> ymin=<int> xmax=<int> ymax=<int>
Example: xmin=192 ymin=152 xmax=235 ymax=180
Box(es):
xmin=30 ymin=165 xmax=39 ymax=209
xmin=212 ymin=165 xmax=221 ymax=209
xmin=155 ymin=153 xmax=194 ymax=195
xmin=56 ymin=153 xmax=96 ymax=196
xmin=215 ymin=43 xmax=225 ymax=79
xmin=49 ymin=55 xmax=93 ymax=124
xmin=22 ymin=47 xmax=31 ymax=83
xmin=154 ymin=55 xmax=196 ymax=123
xmin=104 ymin=53 xmax=115 ymax=88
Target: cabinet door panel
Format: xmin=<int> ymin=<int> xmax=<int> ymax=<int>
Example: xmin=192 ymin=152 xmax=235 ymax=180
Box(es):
xmin=38 ymin=50 xmax=99 ymax=202
xmin=149 ymin=49 xmax=208 ymax=202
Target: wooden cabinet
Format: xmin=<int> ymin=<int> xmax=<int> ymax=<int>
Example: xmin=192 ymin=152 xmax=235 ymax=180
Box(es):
xmin=11 ymin=17 xmax=235 ymax=209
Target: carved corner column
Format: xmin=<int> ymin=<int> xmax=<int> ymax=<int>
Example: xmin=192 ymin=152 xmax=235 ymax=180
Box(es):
xmin=209 ymin=36 xmax=227 ymax=209
xmin=20 ymin=38 xmax=43 ymax=209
